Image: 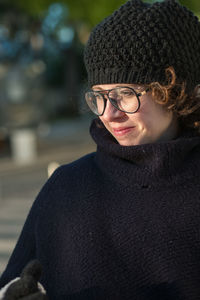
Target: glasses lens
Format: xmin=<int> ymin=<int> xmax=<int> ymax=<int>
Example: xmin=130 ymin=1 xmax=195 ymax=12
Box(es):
xmin=85 ymin=91 xmax=105 ymax=116
xmin=109 ymin=87 xmax=139 ymax=113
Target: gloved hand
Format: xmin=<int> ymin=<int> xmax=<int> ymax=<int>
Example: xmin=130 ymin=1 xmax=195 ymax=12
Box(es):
xmin=0 ymin=260 xmax=48 ymax=300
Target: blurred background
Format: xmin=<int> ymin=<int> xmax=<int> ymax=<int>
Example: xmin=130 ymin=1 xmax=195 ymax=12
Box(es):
xmin=0 ymin=0 xmax=199 ymax=275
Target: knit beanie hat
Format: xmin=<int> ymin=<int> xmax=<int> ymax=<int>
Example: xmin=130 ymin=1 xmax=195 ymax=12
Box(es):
xmin=84 ymin=0 xmax=200 ymax=92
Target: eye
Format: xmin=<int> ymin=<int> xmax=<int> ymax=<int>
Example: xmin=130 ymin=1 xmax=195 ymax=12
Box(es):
xmin=120 ymin=89 xmax=134 ymax=96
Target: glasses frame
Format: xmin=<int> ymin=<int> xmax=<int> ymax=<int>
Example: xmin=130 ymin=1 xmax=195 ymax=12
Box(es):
xmin=85 ymin=86 xmax=150 ymax=116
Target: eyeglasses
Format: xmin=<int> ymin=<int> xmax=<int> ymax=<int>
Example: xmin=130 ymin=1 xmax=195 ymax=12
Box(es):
xmin=85 ymin=86 xmax=150 ymax=116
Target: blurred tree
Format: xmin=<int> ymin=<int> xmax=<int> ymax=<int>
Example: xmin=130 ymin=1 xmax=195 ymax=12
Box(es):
xmin=179 ymin=0 xmax=200 ymax=14
xmin=146 ymin=0 xmax=199 ymax=15
xmin=6 ymin=0 xmax=200 ymax=29
xmin=7 ymin=0 xmax=125 ymax=28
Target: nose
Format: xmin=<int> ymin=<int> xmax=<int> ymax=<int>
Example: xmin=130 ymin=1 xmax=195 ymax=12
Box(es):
xmin=102 ymin=97 xmax=125 ymax=121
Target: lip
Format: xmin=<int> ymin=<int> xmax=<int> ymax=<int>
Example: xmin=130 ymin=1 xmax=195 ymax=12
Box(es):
xmin=112 ymin=126 xmax=135 ymax=136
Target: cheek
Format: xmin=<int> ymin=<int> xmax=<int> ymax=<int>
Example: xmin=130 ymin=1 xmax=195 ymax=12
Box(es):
xmin=99 ymin=116 xmax=106 ymax=126
xmin=134 ymin=106 xmax=168 ymax=134
xmin=131 ymin=109 xmax=150 ymax=130
xmin=142 ymin=99 xmax=169 ymax=122
xmin=99 ymin=117 xmax=111 ymax=132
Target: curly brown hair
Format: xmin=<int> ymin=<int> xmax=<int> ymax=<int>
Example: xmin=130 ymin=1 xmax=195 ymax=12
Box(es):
xmin=148 ymin=67 xmax=200 ymax=133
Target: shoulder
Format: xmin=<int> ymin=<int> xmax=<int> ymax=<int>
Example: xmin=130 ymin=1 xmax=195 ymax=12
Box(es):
xmin=51 ymin=152 xmax=97 ymax=182
xmin=30 ymin=151 xmax=102 ymax=225
xmin=33 ymin=152 xmax=98 ymax=208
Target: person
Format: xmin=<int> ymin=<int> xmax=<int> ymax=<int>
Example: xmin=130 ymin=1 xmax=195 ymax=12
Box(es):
xmin=0 ymin=0 xmax=200 ymax=299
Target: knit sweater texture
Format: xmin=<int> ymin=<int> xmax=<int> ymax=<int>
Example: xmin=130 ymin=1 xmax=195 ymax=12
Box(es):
xmin=1 ymin=119 xmax=200 ymax=299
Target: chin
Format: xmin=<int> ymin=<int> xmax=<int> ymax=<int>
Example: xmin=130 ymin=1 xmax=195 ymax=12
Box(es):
xmin=116 ymin=136 xmax=149 ymax=146
xmin=114 ymin=131 xmax=146 ymax=146
xmin=116 ymin=139 xmax=138 ymax=146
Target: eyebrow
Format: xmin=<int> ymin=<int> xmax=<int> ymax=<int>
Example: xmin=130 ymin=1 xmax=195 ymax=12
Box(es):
xmin=92 ymin=87 xmax=103 ymax=91
xmin=92 ymin=86 xmax=118 ymax=91
xmin=92 ymin=85 xmax=143 ymax=91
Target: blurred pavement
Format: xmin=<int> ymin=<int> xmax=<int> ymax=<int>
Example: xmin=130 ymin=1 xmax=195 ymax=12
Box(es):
xmin=0 ymin=116 xmax=96 ymax=276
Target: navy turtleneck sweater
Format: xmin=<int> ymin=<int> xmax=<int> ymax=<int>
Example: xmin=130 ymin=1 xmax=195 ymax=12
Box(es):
xmin=1 ymin=119 xmax=200 ymax=300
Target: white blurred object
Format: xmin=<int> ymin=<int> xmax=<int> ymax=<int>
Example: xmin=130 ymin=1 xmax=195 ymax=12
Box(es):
xmin=47 ymin=161 xmax=60 ymax=178
xmin=10 ymin=129 xmax=37 ymax=164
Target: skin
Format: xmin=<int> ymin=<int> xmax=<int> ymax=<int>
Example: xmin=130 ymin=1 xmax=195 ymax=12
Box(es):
xmin=92 ymin=83 xmax=179 ymax=146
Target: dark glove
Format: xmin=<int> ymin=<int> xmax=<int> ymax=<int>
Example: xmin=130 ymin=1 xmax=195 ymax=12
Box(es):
xmin=0 ymin=260 xmax=48 ymax=300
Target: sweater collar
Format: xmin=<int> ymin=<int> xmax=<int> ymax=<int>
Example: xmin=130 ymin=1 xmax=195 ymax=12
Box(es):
xmin=90 ymin=118 xmax=200 ymax=188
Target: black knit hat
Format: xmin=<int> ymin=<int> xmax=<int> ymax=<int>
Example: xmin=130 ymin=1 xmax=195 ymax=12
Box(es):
xmin=84 ymin=0 xmax=200 ymax=92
